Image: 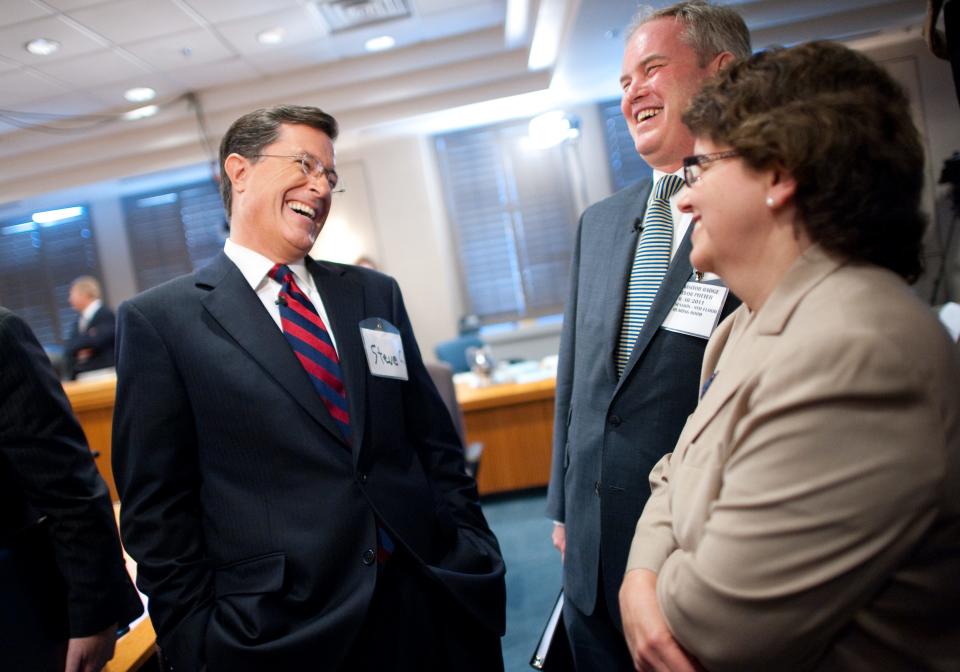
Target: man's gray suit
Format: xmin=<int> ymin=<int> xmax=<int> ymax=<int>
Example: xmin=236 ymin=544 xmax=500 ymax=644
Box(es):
xmin=546 ymin=179 xmax=739 ymax=629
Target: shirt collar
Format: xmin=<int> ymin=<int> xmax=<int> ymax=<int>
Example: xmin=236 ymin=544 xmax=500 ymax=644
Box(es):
xmin=224 ymin=238 xmax=310 ymax=290
xmin=651 ymin=166 xmax=685 ymax=190
xmin=81 ymin=299 xmax=102 ymax=322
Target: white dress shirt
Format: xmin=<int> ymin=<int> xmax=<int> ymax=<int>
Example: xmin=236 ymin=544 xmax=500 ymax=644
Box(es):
xmin=223 ymin=238 xmax=339 ymax=354
xmin=650 ymin=167 xmax=717 ymax=281
xmin=79 ymin=299 xmax=102 ymax=332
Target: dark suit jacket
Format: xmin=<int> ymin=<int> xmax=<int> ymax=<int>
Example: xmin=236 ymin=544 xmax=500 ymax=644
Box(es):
xmin=545 ymin=180 xmax=739 ymax=629
xmin=64 ymin=304 xmax=116 ymax=379
xmin=0 ymin=307 xmax=142 ymax=669
xmin=112 ymin=253 xmax=505 ymax=672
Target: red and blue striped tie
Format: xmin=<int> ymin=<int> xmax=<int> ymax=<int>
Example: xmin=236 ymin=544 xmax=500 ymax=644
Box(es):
xmin=269 ymin=264 xmax=351 ymax=441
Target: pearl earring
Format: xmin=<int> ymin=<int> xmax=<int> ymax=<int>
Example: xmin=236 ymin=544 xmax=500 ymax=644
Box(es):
xmin=766 ymin=196 xmax=774 ymax=207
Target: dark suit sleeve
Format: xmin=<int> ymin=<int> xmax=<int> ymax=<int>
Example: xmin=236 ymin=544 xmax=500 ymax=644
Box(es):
xmin=0 ymin=310 xmax=142 ymax=637
xmin=387 ymin=278 xmax=507 ymax=633
xmin=65 ymin=308 xmax=116 ymax=354
xmin=545 ymin=213 xmax=584 ymax=523
xmin=112 ymin=300 xmax=212 ymax=669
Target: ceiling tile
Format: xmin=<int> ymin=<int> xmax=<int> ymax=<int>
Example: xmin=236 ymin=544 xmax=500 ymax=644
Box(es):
xmin=0 ymin=15 xmax=107 ymax=65
xmin=69 ymin=0 xmax=202 ymax=45
xmin=216 ymin=6 xmax=325 ymax=56
xmin=181 ymin=0 xmax=300 ymax=25
xmin=0 ymin=0 xmax=55 ymax=28
xmin=43 ymin=0 xmax=114 ymax=10
xmin=9 ymin=91 xmax=112 ymax=118
xmin=123 ymin=27 xmax=235 ymax=70
xmin=83 ymin=71 xmax=182 ymax=107
xmin=164 ymin=56 xmax=260 ymax=91
xmin=34 ymin=49 xmax=150 ymax=89
xmin=247 ymin=42 xmax=337 ymax=74
xmin=0 ymin=56 xmax=20 ymax=73
xmin=0 ymin=69 xmax=69 ymax=107
xmin=414 ymin=0 xmax=502 ymax=16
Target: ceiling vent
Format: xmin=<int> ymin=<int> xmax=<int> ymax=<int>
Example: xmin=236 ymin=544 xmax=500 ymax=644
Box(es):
xmin=310 ymin=0 xmax=411 ymax=33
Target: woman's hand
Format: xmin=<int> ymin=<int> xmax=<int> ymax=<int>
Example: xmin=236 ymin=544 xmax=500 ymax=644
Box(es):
xmin=620 ymin=569 xmax=702 ymax=672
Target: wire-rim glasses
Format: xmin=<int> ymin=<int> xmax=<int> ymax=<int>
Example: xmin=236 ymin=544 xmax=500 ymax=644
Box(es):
xmin=682 ymin=150 xmax=740 ymax=188
xmin=252 ymin=154 xmax=345 ymax=193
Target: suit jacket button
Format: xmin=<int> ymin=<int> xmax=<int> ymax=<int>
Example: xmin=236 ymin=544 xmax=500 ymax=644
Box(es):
xmin=358 ymin=472 xmax=367 ymax=484
xmin=594 ymin=481 xmax=601 ymax=496
xmin=608 ymin=414 xmax=622 ymax=427
xmin=362 ymin=548 xmax=376 ymax=565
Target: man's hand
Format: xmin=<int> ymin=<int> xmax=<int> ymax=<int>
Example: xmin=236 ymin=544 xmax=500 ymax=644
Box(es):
xmin=551 ymin=522 xmax=566 ymax=562
xmin=620 ymin=569 xmax=701 ymax=672
xmin=64 ymin=622 xmax=119 ymax=672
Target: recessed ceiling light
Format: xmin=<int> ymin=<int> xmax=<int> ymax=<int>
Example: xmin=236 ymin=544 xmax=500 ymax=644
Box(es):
xmin=25 ymin=38 xmax=61 ymax=56
xmin=124 ymin=87 xmax=156 ymax=103
xmin=364 ymin=35 xmax=395 ymax=52
xmin=257 ymin=27 xmax=286 ymax=45
xmin=123 ymin=105 xmax=159 ymax=121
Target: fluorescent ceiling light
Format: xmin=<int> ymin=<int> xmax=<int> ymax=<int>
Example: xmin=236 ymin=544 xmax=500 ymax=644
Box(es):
xmin=123 ymin=105 xmax=159 ymax=121
xmin=257 ymin=27 xmax=287 ymax=45
xmin=505 ymin=0 xmax=530 ymax=47
xmin=527 ymin=111 xmax=579 ymax=148
xmin=32 ymin=206 xmax=84 ymax=224
xmin=364 ymin=35 xmax=395 ymax=52
xmin=25 ymin=38 xmax=61 ymax=56
xmin=124 ymin=87 xmax=156 ymax=103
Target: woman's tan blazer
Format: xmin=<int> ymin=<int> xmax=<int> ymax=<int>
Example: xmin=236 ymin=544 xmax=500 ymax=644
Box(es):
xmin=627 ymin=246 xmax=960 ymax=671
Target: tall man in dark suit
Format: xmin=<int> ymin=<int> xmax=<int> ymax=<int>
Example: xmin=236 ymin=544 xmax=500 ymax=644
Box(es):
xmin=546 ymin=3 xmax=750 ymax=668
xmin=112 ymin=105 xmax=506 ymax=672
xmin=0 ymin=307 xmax=142 ymax=672
xmin=64 ymin=276 xmax=115 ymax=379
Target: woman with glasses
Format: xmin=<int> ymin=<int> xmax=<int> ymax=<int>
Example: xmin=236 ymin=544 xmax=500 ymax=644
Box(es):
xmin=618 ymin=41 xmax=960 ymax=672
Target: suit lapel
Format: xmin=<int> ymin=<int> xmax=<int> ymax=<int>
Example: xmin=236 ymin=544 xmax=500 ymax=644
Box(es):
xmin=197 ymin=253 xmax=348 ymax=446
xmin=308 ymin=258 xmax=368 ymax=460
xmin=602 ymin=183 xmax=651 ymax=384
xmin=615 ymin=225 xmax=695 ymax=394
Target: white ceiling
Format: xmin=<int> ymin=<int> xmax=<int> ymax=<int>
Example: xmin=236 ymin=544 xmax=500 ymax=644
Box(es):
xmin=0 ymin=0 xmax=929 ymax=201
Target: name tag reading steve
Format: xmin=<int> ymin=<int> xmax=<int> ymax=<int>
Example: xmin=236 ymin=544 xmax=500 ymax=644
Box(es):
xmin=661 ymin=281 xmax=729 ymax=340
xmin=359 ymin=318 xmax=408 ymax=380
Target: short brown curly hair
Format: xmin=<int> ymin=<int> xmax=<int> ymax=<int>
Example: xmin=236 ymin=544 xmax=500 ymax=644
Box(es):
xmin=682 ymin=41 xmax=926 ymax=281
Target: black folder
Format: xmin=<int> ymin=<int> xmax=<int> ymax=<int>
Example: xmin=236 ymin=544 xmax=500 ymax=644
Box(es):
xmin=529 ymin=590 xmax=575 ymax=671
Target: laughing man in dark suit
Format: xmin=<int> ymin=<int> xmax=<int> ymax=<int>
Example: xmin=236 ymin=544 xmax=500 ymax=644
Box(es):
xmin=112 ymin=105 xmax=505 ymax=672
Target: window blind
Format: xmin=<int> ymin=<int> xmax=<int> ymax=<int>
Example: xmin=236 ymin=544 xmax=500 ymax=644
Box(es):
xmin=435 ymin=122 xmax=579 ymax=323
xmin=123 ymin=179 xmax=226 ymax=291
xmin=598 ymin=98 xmax=653 ymax=192
xmin=0 ymin=206 xmax=102 ymax=346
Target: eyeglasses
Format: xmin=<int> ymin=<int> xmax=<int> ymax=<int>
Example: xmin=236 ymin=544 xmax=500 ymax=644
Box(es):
xmin=682 ymin=150 xmax=740 ymax=187
xmin=252 ymin=154 xmax=345 ymax=193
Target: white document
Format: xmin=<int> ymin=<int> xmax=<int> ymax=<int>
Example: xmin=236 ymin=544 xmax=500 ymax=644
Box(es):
xmin=360 ymin=323 xmax=409 ymax=380
xmin=661 ymin=281 xmax=729 ymax=339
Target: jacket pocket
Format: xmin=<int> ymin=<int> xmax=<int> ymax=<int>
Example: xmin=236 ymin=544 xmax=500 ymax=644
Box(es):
xmin=214 ymin=552 xmax=285 ymax=597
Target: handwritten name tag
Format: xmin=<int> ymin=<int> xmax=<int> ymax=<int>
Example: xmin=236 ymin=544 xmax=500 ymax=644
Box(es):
xmin=661 ymin=281 xmax=729 ymax=340
xmin=359 ymin=318 xmax=408 ymax=380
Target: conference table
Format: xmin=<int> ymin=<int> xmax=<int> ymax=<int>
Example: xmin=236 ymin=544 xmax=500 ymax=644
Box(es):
xmin=454 ymin=375 xmax=557 ymax=495
xmin=63 ymin=371 xmax=558 ymax=501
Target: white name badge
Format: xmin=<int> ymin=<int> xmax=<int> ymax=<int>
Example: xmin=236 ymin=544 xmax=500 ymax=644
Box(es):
xmin=359 ymin=318 xmax=408 ymax=380
xmin=661 ymin=281 xmax=729 ymax=340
